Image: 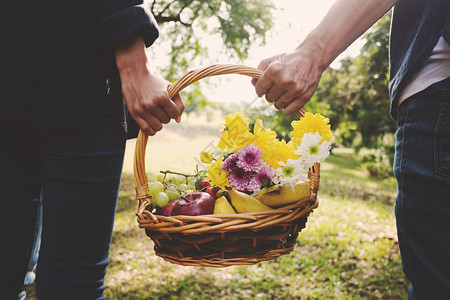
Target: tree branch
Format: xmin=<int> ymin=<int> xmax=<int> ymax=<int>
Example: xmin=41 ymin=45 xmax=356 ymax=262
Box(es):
xmin=154 ymin=15 xmax=181 ymax=23
xmin=160 ymin=0 xmax=178 ymax=15
xmin=152 ymin=0 xmax=194 ymax=26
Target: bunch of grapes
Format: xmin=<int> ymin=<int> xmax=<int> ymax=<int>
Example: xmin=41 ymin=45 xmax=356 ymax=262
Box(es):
xmin=147 ymin=173 xmax=197 ymax=208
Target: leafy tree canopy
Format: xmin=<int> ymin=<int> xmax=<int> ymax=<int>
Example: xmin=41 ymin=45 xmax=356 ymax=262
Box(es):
xmin=149 ymin=0 xmax=275 ymax=80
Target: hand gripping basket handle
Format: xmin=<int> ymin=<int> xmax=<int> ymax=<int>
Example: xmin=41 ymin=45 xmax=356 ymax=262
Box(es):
xmin=133 ymin=64 xmax=318 ymax=207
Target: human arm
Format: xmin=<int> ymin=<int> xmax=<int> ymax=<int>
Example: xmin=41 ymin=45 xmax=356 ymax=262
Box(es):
xmin=252 ymin=0 xmax=398 ymax=115
xmin=95 ymin=1 xmax=184 ymax=136
xmin=114 ymin=35 xmax=184 ymax=136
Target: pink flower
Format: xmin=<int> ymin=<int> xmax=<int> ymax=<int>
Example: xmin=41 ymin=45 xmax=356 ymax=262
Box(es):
xmin=225 ymin=145 xmax=275 ymax=193
xmin=256 ymin=165 xmax=274 ymax=185
xmin=222 ymin=153 xmax=239 ymax=172
xmin=237 ymin=144 xmax=262 ymax=172
xmin=228 ymin=170 xmax=252 ymax=192
xmin=247 ymin=176 xmax=264 ymax=193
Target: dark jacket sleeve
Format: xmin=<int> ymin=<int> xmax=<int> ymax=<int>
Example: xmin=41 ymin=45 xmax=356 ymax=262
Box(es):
xmin=95 ymin=0 xmax=159 ymax=48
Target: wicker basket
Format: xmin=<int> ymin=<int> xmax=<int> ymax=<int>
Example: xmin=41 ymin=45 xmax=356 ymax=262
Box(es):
xmin=135 ymin=64 xmax=320 ymax=267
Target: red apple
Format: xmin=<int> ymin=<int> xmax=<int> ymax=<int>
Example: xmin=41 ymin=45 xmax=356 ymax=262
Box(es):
xmin=171 ymin=192 xmax=216 ymax=216
xmin=154 ymin=200 xmax=179 ymax=217
xmin=205 ymin=186 xmax=221 ymax=199
xmin=205 ymin=186 xmax=215 ymax=198
xmin=212 ymin=186 xmax=221 ymax=195
xmin=196 ymin=180 xmax=211 ymax=191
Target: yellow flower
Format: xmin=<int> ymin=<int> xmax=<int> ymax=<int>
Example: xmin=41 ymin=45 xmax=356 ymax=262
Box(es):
xmin=251 ymin=119 xmax=279 ymax=167
xmin=290 ymin=112 xmax=333 ymax=145
xmin=205 ymin=159 xmax=229 ymax=189
xmin=225 ymin=112 xmax=249 ymax=128
xmin=200 ymin=151 xmax=213 ymax=164
xmin=262 ymin=140 xmax=298 ymax=168
xmin=217 ymin=129 xmax=253 ymax=152
xmin=233 ymin=132 xmax=253 ymax=152
xmin=217 ymin=129 xmax=232 ymax=152
xmin=253 ymin=118 xmax=265 ymax=135
xmin=276 ymin=140 xmax=299 ymax=163
xmin=217 ymin=112 xmax=253 ymax=152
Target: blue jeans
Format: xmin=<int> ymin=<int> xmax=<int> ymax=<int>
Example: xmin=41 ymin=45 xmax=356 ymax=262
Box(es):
xmin=0 ymin=114 xmax=126 ymax=299
xmin=394 ymin=77 xmax=450 ymax=299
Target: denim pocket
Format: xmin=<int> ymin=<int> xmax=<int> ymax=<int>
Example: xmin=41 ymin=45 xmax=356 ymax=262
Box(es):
xmin=435 ymin=88 xmax=450 ymax=178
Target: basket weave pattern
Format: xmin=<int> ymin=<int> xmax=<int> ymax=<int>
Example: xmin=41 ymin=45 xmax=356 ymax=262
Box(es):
xmin=134 ymin=64 xmax=320 ymax=267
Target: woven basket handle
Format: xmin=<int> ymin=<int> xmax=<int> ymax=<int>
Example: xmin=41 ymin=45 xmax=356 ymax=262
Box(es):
xmin=134 ymin=64 xmax=316 ymax=205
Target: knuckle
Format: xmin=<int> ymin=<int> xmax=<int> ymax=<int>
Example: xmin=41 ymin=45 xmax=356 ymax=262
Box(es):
xmin=143 ymin=102 xmax=156 ymax=111
xmin=291 ymin=86 xmax=305 ymax=97
xmin=268 ymin=61 xmax=284 ymax=74
xmin=279 ymin=74 xmax=295 ymax=86
xmin=156 ymin=94 xmax=169 ymax=105
xmin=256 ymin=82 xmax=268 ymax=96
xmin=133 ymin=106 xmax=144 ymax=115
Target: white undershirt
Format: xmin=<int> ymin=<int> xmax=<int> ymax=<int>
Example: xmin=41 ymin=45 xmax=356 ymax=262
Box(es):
xmin=397 ymin=36 xmax=450 ymax=107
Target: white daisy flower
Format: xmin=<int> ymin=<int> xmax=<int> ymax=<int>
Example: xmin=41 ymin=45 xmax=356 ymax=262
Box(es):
xmin=294 ymin=132 xmax=332 ymax=167
xmin=273 ymin=159 xmax=309 ymax=190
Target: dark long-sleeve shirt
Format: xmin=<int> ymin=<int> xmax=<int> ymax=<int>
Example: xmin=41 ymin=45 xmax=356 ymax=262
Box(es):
xmin=0 ymin=0 xmax=159 ymax=138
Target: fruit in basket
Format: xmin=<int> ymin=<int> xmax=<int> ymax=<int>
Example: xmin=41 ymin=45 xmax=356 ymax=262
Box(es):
xmin=165 ymin=185 xmax=181 ymax=201
xmin=167 ymin=174 xmax=185 ymax=186
xmin=171 ymin=192 xmax=216 ymax=216
xmin=153 ymin=192 xmax=170 ymax=208
xmin=196 ymin=179 xmax=211 ymax=190
xmin=254 ymin=181 xmax=310 ymax=207
xmin=155 ymin=199 xmax=179 ymax=216
xmin=178 ymin=183 xmax=188 ymax=191
xmin=187 ymin=178 xmax=197 ymax=189
xmin=228 ymin=189 xmax=272 ymax=213
xmin=156 ymin=174 xmax=165 ymax=183
xmin=148 ymin=181 xmax=165 ymax=197
xmin=213 ymin=196 xmax=237 ymax=214
xmin=205 ymin=186 xmax=221 ymax=199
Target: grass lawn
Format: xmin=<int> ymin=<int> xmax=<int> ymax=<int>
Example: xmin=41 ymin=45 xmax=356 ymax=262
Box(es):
xmin=25 ymin=113 xmax=409 ymax=299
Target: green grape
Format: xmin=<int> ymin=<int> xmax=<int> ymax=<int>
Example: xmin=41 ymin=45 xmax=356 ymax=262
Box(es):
xmin=187 ymin=178 xmax=197 ymax=189
xmin=178 ymin=183 xmax=188 ymax=191
xmin=156 ymin=174 xmax=165 ymax=183
xmin=153 ymin=191 xmax=169 ymax=208
xmin=178 ymin=175 xmax=187 ymax=185
xmin=147 ymin=173 xmax=158 ymax=183
xmin=165 ymin=185 xmax=180 ymax=201
xmin=148 ymin=181 xmax=164 ymax=197
xmin=167 ymin=175 xmax=184 ymax=186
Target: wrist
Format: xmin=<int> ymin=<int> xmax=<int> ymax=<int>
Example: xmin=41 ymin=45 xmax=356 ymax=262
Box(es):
xmin=295 ymin=30 xmax=338 ymax=73
xmin=114 ymin=35 xmax=149 ymax=75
